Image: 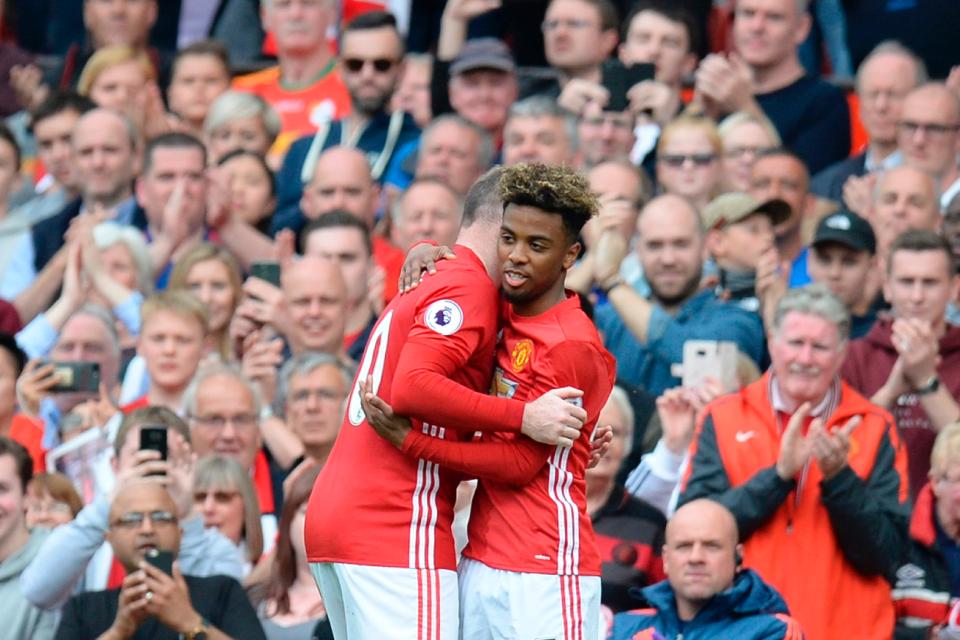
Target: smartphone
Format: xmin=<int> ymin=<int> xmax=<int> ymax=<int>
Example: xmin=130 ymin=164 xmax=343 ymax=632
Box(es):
xmin=144 ymin=548 xmax=174 ymax=576
xmin=601 ymin=60 xmax=655 ymax=112
xmin=49 ymin=361 xmax=101 ymax=393
xmin=681 ymin=340 xmax=740 ymax=392
xmin=250 ymin=261 xmax=281 ymax=287
xmin=139 ymin=426 xmax=168 ymax=470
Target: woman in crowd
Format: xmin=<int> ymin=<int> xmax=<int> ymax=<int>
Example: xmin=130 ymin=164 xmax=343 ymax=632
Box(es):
xmin=76 ymin=45 xmax=154 ymax=115
xmin=251 ymin=464 xmax=331 ymax=639
xmin=204 ymin=91 xmax=282 ymax=166
xmin=169 ymin=243 xmax=243 ymax=362
xmin=655 ymin=115 xmax=724 ymax=213
xmin=24 ymin=472 xmax=83 ymax=529
xmin=218 ymin=150 xmax=277 ymax=234
xmin=193 ymin=455 xmax=263 ymax=575
xmin=718 ymin=111 xmax=782 ymax=192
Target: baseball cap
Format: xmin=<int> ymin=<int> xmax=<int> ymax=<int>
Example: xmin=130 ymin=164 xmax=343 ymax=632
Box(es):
xmin=812 ymin=209 xmax=876 ymax=254
xmin=701 ymin=192 xmax=791 ymax=231
xmin=450 ymin=38 xmax=516 ymax=77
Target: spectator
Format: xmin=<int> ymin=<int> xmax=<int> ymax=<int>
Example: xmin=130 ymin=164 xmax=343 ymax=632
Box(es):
xmin=54 ymin=481 xmax=265 ymax=640
xmin=588 ymin=385 xmax=666 ymax=613
xmin=203 ymin=91 xmax=282 ymax=165
xmin=893 ymin=422 xmax=960 ymax=637
xmin=218 ymin=150 xmax=277 ymax=234
xmin=76 ymin=45 xmax=155 ymax=117
xmin=619 ymin=2 xmax=699 ymax=103
xmin=576 ymin=104 xmax=636 ymax=170
xmin=655 ymin=115 xmax=723 ymax=213
xmin=0 ymin=437 xmax=58 ymax=639
xmin=25 ymin=472 xmax=83 ymax=529
xmin=301 ymin=212 xmax=378 ymax=360
xmin=123 ymin=290 xmax=208 ymax=413
xmin=392 ymin=52 xmax=432 ymax=128
xmin=608 ymin=499 xmax=801 ymax=640
xmin=412 ymin=114 xmax=494 ymax=195
xmin=0 ymin=333 xmax=44 ymax=470
xmin=592 ymin=193 xmax=765 ymax=395
xmin=807 ymin=210 xmax=881 ymax=339
xmin=897 ymin=83 xmax=960 ymax=211
xmin=680 ymin=284 xmax=910 ymax=640
xmin=184 ymin=364 xmax=280 ymax=546
xmin=695 ymin=0 xmax=850 ymax=174
xmin=502 ymin=96 xmax=578 ymax=167
xmin=166 ymin=40 xmax=232 ymax=136
xmin=843 ymin=231 xmax=960 ymax=498
xmin=812 ymin=42 xmax=927 ymax=203
xmin=193 ymin=455 xmax=263 ymax=574
xmin=277 ymin=11 xmax=420 ymax=222
xmin=168 ymin=243 xmax=243 ymax=362
xmin=391 ymin=178 xmax=462 ymax=250
xmin=870 ymin=166 xmax=940 ymax=265
xmin=232 ymin=0 xmax=351 ymax=163
xmin=21 ymin=406 xmax=244 ymax=611
xmin=250 ymin=464 xmax=330 ymax=640
xmin=718 ymin=111 xmax=781 ymax=193
xmin=749 ymin=149 xmax=816 ymax=288
xmin=542 ymin=0 xmax=619 ymax=90
xmin=446 ymin=39 xmax=518 ymax=148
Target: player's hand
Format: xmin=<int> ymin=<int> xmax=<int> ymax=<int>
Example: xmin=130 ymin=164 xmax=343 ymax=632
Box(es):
xmin=400 ymin=243 xmax=456 ymax=293
xmin=522 ymin=387 xmax=587 ymax=447
xmin=587 ymin=425 xmax=613 ymax=469
xmin=359 ymin=377 xmax=413 ymax=449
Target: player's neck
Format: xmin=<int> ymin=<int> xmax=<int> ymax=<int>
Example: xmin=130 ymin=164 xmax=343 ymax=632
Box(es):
xmin=513 ymin=279 xmax=567 ymax=317
xmin=455 ymin=227 xmax=499 ymax=283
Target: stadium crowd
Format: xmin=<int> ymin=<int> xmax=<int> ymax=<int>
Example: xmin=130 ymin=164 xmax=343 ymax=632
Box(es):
xmin=0 ymin=0 xmax=960 ymax=638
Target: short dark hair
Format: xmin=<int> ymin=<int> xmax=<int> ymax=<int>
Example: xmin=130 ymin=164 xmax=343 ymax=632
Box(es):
xmin=172 ymin=39 xmax=231 ymax=77
xmin=549 ymin=0 xmax=619 ymax=32
xmin=114 ymin=406 xmax=191 ymax=458
xmin=29 ymin=90 xmax=96 ymax=132
xmin=142 ymin=132 xmax=207 ymax=175
xmin=887 ymin=229 xmax=956 ymax=275
xmin=341 ymin=10 xmax=404 ymax=53
xmin=461 ymin=166 xmax=504 ymax=229
xmin=623 ymin=1 xmax=700 ymax=57
xmin=300 ymin=210 xmax=373 ymax=257
xmin=0 ymin=333 xmax=27 ymax=377
xmin=218 ymin=149 xmax=276 ymax=198
xmin=0 ymin=436 xmax=32 ymax=492
xmin=499 ymin=163 xmax=598 ymax=242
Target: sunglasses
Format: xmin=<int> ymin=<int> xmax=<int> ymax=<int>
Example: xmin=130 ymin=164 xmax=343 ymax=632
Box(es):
xmin=343 ymin=58 xmax=396 ymax=74
xmin=661 ymin=153 xmax=718 ymax=168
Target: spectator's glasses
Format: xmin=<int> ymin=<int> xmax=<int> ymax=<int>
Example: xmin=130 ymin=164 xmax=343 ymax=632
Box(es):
xmin=897 ymin=121 xmax=960 ymax=137
xmin=112 ymin=510 xmax=177 ymax=529
xmin=194 ymin=490 xmax=240 ymax=504
xmin=189 ymin=413 xmax=258 ymax=430
xmin=581 ymin=114 xmax=634 ymax=130
xmin=542 ymin=18 xmax=597 ymax=32
xmin=343 ymin=58 xmax=397 ymax=74
xmin=661 ymin=153 xmax=718 ymax=167
xmin=25 ymin=500 xmax=72 ymax=516
xmin=290 ymin=388 xmax=345 ymax=404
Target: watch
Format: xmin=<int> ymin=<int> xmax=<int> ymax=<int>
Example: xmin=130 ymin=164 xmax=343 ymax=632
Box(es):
xmin=600 ymin=275 xmax=625 ymax=295
xmin=916 ymin=375 xmax=940 ymax=395
xmin=181 ymin=619 xmax=210 ymax=640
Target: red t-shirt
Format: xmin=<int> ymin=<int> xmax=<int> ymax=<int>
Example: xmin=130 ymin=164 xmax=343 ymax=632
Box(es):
xmin=304 ymin=246 xmax=525 ymax=571
xmin=403 ymin=293 xmax=616 ymax=576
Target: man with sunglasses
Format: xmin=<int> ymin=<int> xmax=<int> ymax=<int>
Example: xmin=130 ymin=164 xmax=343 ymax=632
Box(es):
xmin=897 ymin=83 xmax=960 ymax=211
xmin=55 ymin=482 xmax=264 ymax=640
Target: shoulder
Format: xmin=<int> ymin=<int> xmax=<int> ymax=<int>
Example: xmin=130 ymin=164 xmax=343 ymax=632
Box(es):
xmin=232 ymin=66 xmax=278 ymax=88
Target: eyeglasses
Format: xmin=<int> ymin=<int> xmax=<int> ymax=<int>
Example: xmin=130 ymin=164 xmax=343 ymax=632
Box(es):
xmin=581 ymin=115 xmax=634 ymax=130
xmin=26 ymin=500 xmax=72 ymax=515
xmin=112 ymin=510 xmax=177 ymax=529
xmin=190 ymin=413 xmax=258 ymax=430
xmin=660 ymin=153 xmax=717 ymax=167
xmin=290 ymin=388 xmax=345 ymax=404
xmin=342 ymin=58 xmax=397 ymax=74
xmin=194 ymin=490 xmax=240 ymax=504
xmin=897 ymin=121 xmax=960 ymax=137
xmin=542 ymin=18 xmax=596 ymax=32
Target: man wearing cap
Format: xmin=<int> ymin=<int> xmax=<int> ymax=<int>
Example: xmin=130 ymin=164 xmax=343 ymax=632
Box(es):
xmin=703 ymin=192 xmax=790 ymax=314
xmin=808 ymin=210 xmax=882 ymax=339
xmin=842 ymin=229 xmax=960 ymax=498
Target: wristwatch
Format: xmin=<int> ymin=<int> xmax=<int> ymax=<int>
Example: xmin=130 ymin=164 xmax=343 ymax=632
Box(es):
xmin=181 ymin=619 xmax=210 ymax=640
xmin=916 ymin=375 xmax=941 ymax=395
xmin=600 ymin=275 xmax=625 ymax=295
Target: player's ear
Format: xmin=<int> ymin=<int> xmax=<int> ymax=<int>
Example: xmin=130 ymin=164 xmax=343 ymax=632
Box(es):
xmin=562 ymin=241 xmax=581 ymax=271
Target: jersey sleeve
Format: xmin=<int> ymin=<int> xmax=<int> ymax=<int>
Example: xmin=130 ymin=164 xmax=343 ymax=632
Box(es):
xmin=390 ymin=277 xmax=525 ymax=434
xmin=540 ymin=340 xmax=616 ymax=423
xmin=401 ymin=430 xmax=551 ymax=485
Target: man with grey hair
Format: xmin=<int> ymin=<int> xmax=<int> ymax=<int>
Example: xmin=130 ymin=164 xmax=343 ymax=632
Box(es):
xmin=679 ymin=283 xmax=909 ymax=640
xmin=392 ymin=178 xmax=462 ymax=250
xmin=414 ymin=114 xmax=494 ymax=195
xmin=503 ymin=96 xmax=579 ymax=167
xmin=812 ymin=40 xmax=927 ymax=202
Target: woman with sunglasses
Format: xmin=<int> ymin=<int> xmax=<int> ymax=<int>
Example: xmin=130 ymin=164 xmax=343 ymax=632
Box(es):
xmin=655 ymin=115 xmax=725 ymax=213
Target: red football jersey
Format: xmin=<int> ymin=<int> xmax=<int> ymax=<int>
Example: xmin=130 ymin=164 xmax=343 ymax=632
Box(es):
xmin=305 ymin=247 xmax=525 ymax=571
xmin=402 ymin=293 xmax=616 ymax=576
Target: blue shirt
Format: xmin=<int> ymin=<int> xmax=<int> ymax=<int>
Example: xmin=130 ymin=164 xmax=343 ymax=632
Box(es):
xmin=596 ymin=289 xmax=765 ymax=395
xmin=789 ymin=246 xmax=812 ymax=288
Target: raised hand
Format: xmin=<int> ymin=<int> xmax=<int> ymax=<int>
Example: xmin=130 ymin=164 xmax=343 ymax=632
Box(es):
xmin=776 ymin=403 xmax=815 ymax=481
xmin=656 ymin=387 xmax=697 ymax=454
xmin=443 ymin=0 xmax=502 ymax=22
xmin=558 ymin=79 xmax=610 ymax=117
xmin=812 ymin=415 xmax=861 ymax=480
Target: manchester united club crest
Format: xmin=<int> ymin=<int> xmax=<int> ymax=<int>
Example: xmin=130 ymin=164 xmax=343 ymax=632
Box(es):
xmin=511 ymin=339 xmax=534 ymax=373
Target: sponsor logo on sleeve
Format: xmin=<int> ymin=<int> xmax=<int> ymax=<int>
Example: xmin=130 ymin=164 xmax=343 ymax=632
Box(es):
xmin=424 ymin=299 xmax=464 ymax=335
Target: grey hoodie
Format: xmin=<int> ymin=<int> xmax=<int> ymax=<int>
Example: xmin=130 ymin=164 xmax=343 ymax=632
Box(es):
xmin=0 ymin=528 xmax=58 ymax=639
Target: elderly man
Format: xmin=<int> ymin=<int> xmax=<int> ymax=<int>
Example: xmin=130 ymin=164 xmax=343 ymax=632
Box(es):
xmin=609 ymin=499 xmax=800 ymax=639
xmin=503 ymin=96 xmax=579 ymax=167
xmin=679 ymin=284 xmax=910 ymax=640
xmin=391 ymin=178 xmax=462 ymax=250
xmin=54 ymin=482 xmax=264 ymax=640
xmin=898 ymin=83 xmax=960 ymax=210
xmin=413 ymin=114 xmax=493 ymax=195
xmin=842 ymin=231 xmax=960 ymax=498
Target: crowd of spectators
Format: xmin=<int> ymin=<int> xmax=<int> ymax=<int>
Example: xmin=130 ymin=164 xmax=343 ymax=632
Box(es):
xmin=0 ymin=0 xmax=958 ymax=638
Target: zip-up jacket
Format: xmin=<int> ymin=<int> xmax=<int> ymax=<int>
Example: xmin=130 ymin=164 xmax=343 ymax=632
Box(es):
xmin=679 ymin=372 xmax=910 ymax=640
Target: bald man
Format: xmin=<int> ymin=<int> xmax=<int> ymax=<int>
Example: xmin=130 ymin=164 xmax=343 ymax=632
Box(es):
xmin=281 ymin=256 xmax=350 ymax=357
xmin=873 ymin=166 xmax=940 ymax=262
xmin=609 ymin=500 xmax=800 ymax=639
xmin=898 ymin=83 xmax=960 ymax=210
xmin=55 ymin=482 xmax=264 ymax=640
